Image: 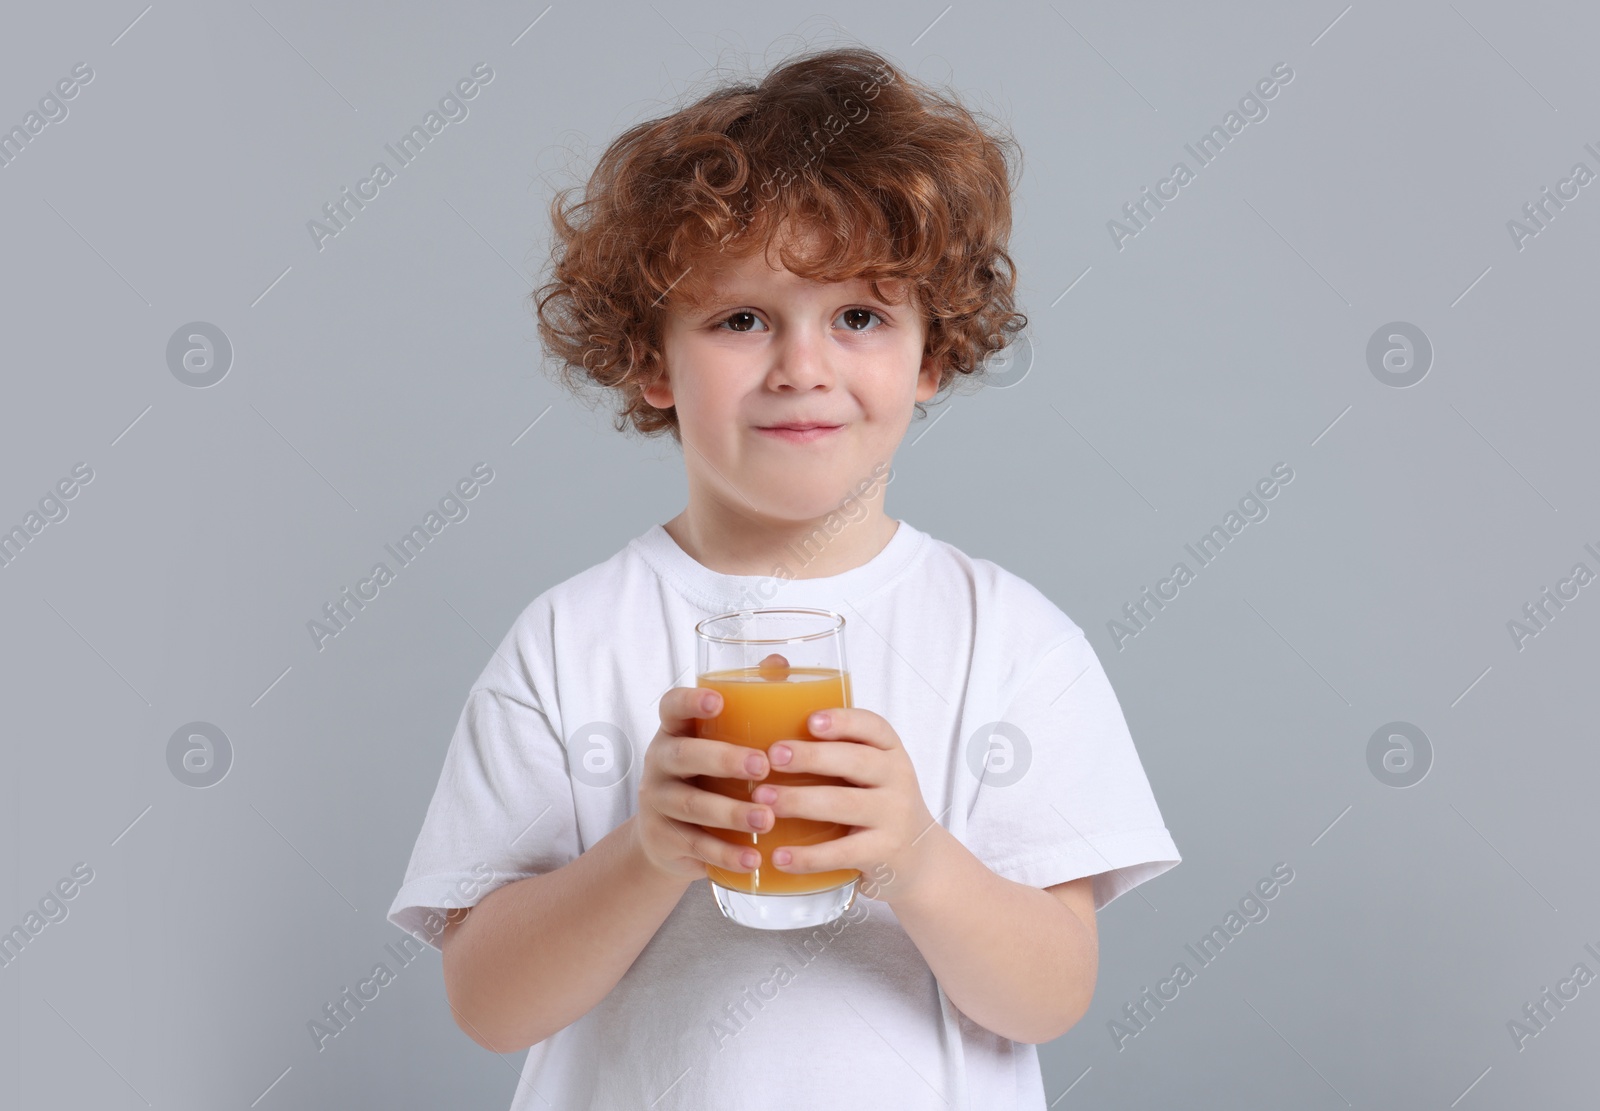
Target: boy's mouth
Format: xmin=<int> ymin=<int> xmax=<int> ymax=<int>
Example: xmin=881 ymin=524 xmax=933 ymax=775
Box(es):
xmin=756 ymin=422 xmax=843 ymax=444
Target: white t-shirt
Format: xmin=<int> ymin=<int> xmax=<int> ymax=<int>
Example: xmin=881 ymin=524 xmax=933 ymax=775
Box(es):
xmin=388 ymin=517 xmax=1180 ymax=1110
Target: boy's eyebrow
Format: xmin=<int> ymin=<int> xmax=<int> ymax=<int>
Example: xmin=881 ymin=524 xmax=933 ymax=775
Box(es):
xmin=692 ymin=280 xmax=907 ymax=308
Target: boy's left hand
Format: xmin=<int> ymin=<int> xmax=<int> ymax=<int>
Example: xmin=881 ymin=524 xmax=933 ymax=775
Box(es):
xmin=756 ymin=707 xmax=940 ymax=903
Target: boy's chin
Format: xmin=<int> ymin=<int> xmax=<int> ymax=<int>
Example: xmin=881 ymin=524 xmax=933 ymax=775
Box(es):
xmin=751 ymin=492 xmax=871 ymax=527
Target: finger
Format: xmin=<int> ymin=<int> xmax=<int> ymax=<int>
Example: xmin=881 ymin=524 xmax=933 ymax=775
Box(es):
xmin=771 ymin=829 xmax=868 ymax=874
xmin=646 ymin=803 xmax=759 ymax=872
xmin=766 ymin=739 xmax=885 ymax=785
xmin=675 ymin=818 xmax=760 ymax=873
xmin=658 ymin=685 xmax=725 ymax=738
xmin=694 ymin=827 xmax=761 ymax=873
xmin=654 ymin=733 xmax=770 ymax=782
xmin=804 ymin=707 xmax=897 ymax=750
xmin=660 ymin=779 xmax=773 ymax=834
xmin=757 ymin=784 xmax=868 ymax=826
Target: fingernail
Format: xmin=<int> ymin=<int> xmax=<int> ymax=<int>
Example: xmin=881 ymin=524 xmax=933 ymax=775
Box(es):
xmin=748 ymin=809 xmax=769 ymax=830
xmin=770 ymin=744 xmax=791 ymax=766
xmin=741 ymin=850 xmax=759 ymax=869
xmin=774 ymin=849 xmax=792 ymax=866
xmin=809 ymin=712 xmax=829 ymax=732
xmin=703 ymin=692 xmax=720 ymax=712
xmin=745 ymin=752 xmax=767 ymax=777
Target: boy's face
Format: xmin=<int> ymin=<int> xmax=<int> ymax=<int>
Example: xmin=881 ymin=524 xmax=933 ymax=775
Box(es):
xmin=646 ymin=230 xmax=941 ymax=524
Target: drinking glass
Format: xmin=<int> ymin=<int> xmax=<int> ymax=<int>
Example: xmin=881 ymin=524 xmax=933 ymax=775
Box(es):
xmin=693 ymin=607 xmax=860 ymax=929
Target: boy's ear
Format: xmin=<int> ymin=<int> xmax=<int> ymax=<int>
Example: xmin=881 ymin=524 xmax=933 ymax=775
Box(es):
xmin=641 ymin=362 xmax=674 ymax=409
xmin=914 ymin=349 xmax=941 ymax=402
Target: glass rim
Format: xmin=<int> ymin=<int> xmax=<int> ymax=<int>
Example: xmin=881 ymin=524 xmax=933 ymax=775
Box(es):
xmin=695 ymin=607 xmax=846 ymax=645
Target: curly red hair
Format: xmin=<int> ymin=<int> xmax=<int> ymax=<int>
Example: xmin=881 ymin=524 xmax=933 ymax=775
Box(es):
xmin=531 ymin=45 xmax=1027 ymax=441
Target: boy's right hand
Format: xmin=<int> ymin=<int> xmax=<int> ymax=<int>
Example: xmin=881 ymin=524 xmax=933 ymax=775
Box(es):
xmin=634 ymin=686 xmax=771 ymax=883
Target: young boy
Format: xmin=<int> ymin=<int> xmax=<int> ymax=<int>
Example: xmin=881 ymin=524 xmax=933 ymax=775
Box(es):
xmin=388 ymin=45 xmax=1179 ymax=1110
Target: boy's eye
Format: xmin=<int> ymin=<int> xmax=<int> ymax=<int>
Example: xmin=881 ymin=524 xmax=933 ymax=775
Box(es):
xmin=837 ymin=307 xmax=883 ymax=331
xmin=719 ymin=310 xmax=764 ymax=333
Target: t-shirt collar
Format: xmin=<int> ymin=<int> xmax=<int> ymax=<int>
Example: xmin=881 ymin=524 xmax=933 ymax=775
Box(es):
xmin=632 ymin=516 xmax=927 ymax=614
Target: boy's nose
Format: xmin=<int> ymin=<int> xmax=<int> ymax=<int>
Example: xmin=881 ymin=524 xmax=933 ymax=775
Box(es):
xmin=767 ymin=332 xmax=835 ymax=392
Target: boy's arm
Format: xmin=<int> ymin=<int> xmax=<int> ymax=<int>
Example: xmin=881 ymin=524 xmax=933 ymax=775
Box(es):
xmin=439 ymin=815 xmax=692 ymax=1053
xmin=888 ymin=826 xmax=1099 ymax=1045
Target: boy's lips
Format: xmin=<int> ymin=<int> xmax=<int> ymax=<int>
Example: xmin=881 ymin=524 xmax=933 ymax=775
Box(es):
xmin=755 ymin=422 xmax=843 ymax=443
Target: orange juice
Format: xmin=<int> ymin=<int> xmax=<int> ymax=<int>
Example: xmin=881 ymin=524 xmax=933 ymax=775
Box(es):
xmin=694 ymin=663 xmax=860 ymax=895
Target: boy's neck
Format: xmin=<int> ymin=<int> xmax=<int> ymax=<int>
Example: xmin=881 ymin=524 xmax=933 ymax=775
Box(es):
xmin=661 ymin=506 xmax=900 ymax=579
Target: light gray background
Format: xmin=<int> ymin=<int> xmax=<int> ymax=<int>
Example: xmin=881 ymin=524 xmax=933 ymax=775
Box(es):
xmin=2 ymin=1 xmax=1595 ymax=1107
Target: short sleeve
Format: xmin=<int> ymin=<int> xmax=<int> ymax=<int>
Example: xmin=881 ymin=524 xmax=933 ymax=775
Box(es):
xmin=386 ymin=684 xmax=581 ymax=950
xmin=963 ymin=633 xmax=1180 ymax=911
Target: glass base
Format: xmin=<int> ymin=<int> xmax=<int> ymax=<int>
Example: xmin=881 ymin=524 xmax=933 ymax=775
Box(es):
xmin=710 ymin=878 xmax=858 ymax=930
